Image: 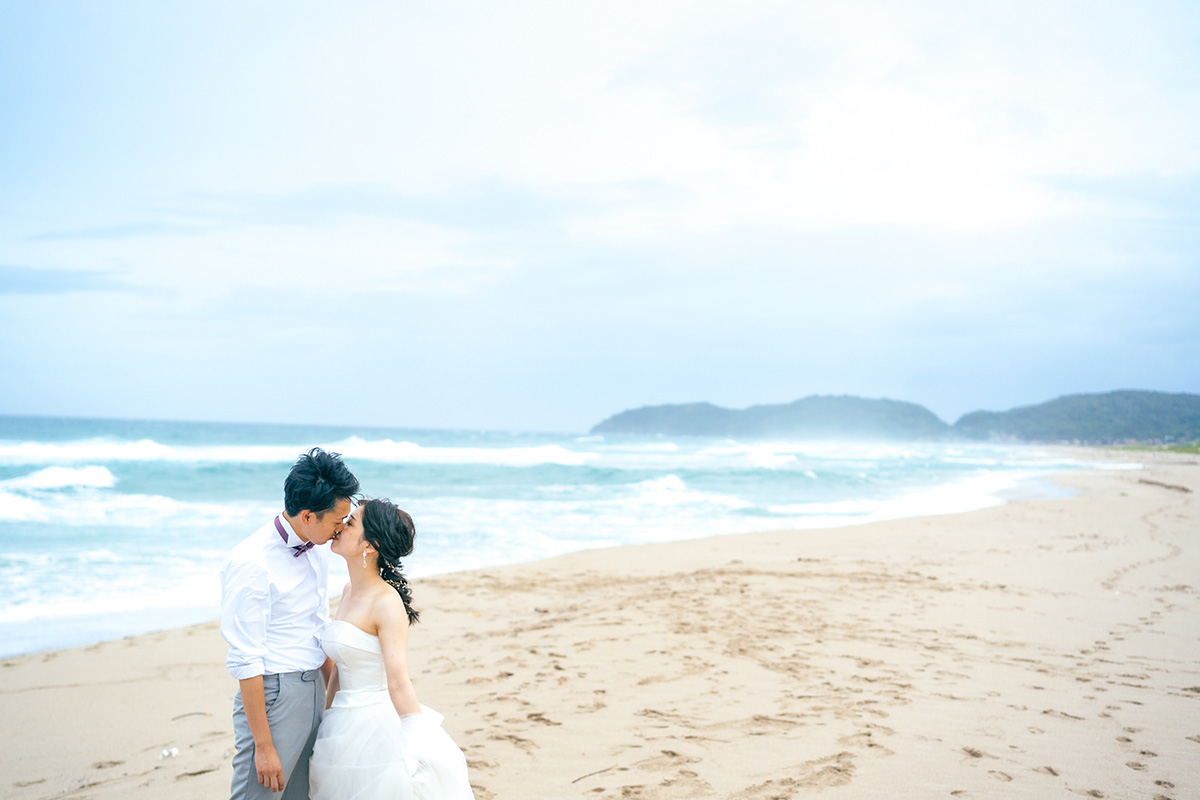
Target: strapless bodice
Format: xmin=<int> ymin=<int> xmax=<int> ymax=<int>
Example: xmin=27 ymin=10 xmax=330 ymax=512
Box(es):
xmin=322 ymin=620 xmax=390 ymax=707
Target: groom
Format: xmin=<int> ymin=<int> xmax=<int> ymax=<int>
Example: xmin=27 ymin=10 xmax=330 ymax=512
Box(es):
xmin=221 ymin=447 xmax=360 ymax=798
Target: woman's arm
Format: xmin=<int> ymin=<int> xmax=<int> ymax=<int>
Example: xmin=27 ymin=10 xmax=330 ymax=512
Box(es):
xmin=376 ymin=592 xmax=421 ymax=716
xmin=322 ymin=582 xmax=350 ymax=709
xmin=321 ymin=657 xmax=339 ymax=709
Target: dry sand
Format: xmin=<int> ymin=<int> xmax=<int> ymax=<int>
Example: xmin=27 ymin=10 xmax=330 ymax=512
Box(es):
xmin=2 ymin=451 xmax=1198 ymax=799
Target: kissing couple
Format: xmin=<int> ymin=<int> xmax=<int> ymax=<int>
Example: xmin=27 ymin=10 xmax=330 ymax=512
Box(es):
xmin=220 ymin=447 xmax=475 ymax=799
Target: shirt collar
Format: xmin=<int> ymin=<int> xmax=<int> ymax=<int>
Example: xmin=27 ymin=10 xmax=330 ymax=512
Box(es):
xmin=275 ymin=513 xmax=306 ymax=547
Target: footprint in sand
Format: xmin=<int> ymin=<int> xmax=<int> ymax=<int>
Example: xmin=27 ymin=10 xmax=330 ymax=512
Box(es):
xmin=1126 ymin=761 xmax=1147 ymax=771
xmin=654 ymin=769 xmax=710 ymax=796
xmin=92 ymin=760 xmax=124 ymax=769
xmin=634 ymin=750 xmax=698 ymax=770
xmin=1043 ymin=709 xmax=1085 ymax=720
xmin=988 ymin=771 xmax=1012 ymax=782
xmin=487 ymin=733 xmax=537 ymax=753
xmin=1034 ymin=766 xmax=1059 ymax=776
xmin=525 ymin=712 xmax=561 ymax=726
xmin=730 ymin=776 xmax=800 ymax=799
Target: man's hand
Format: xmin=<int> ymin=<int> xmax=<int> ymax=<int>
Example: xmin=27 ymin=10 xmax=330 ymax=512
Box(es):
xmin=255 ymin=743 xmax=285 ymax=792
xmin=239 ymin=676 xmax=284 ymax=792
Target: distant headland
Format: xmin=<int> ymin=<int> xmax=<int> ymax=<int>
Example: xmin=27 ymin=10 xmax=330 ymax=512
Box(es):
xmin=589 ymin=390 xmax=1200 ymax=444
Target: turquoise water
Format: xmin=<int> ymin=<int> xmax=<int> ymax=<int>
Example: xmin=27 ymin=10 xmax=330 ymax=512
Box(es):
xmin=0 ymin=415 xmax=1131 ymax=656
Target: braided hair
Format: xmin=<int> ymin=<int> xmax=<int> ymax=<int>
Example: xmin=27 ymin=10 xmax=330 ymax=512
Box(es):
xmin=360 ymin=498 xmax=420 ymax=625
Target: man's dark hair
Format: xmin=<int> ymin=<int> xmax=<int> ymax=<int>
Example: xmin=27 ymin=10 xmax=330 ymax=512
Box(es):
xmin=283 ymin=447 xmax=360 ymax=516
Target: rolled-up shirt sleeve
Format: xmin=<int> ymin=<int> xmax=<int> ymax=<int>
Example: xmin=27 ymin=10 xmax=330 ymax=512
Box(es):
xmin=220 ymin=560 xmax=271 ymax=680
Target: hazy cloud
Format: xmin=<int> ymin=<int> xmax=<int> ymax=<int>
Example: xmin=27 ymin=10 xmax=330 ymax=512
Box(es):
xmin=0 ymin=1 xmax=1197 ymax=430
xmin=0 ymin=266 xmax=128 ymax=295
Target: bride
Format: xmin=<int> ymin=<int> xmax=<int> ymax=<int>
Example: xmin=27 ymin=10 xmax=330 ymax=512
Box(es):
xmin=309 ymin=498 xmax=475 ymax=800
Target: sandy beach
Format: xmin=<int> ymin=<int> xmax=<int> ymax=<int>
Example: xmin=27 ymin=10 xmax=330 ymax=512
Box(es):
xmin=3 ymin=451 xmax=1197 ymax=800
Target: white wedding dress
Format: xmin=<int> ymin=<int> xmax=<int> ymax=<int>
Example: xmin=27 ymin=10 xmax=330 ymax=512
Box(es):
xmin=309 ymin=620 xmax=475 ymax=800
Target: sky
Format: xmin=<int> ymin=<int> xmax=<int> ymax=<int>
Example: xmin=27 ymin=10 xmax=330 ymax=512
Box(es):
xmin=1 ymin=0 xmax=1198 ymax=433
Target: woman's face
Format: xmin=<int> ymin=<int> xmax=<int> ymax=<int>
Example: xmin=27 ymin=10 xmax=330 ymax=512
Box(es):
xmin=330 ymin=504 xmax=367 ymax=560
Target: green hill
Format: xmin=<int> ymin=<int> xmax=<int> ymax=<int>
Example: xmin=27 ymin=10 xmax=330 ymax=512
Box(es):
xmin=590 ymin=395 xmax=951 ymax=440
xmin=952 ymin=390 xmax=1200 ymax=443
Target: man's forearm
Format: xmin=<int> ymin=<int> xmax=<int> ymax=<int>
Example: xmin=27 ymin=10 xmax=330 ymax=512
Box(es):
xmin=239 ymin=676 xmax=275 ymax=747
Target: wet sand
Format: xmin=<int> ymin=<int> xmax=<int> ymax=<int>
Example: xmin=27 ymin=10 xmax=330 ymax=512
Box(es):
xmin=3 ymin=451 xmax=1198 ymax=799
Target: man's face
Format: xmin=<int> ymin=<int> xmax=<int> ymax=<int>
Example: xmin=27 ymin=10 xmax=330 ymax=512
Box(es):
xmin=299 ymin=497 xmax=353 ymax=545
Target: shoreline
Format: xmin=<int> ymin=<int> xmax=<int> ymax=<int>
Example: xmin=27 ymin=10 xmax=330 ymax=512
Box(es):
xmin=0 ymin=445 xmax=1137 ymax=660
xmin=3 ymin=450 xmax=1198 ymax=798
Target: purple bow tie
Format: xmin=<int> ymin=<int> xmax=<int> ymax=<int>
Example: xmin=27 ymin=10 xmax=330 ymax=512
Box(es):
xmin=275 ymin=516 xmax=314 ymax=557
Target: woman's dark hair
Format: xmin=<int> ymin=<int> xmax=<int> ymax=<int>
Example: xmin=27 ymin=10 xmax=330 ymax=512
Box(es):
xmin=284 ymin=447 xmax=360 ymax=516
xmin=361 ymin=498 xmax=420 ymax=625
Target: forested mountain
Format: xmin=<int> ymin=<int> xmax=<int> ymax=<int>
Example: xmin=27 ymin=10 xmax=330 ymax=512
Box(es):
xmin=591 ymin=390 xmax=1200 ymax=443
xmin=590 ymin=396 xmax=951 ymax=440
xmin=952 ymin=390 xmax=1200 ymax=443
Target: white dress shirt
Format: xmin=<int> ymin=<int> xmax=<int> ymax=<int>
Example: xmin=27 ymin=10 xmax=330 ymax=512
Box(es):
xmin=220 ymin=513 xmax=330 ymax=680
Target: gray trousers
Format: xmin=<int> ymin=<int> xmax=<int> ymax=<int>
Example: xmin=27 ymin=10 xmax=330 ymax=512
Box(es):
xmin=230 ymin=670 xmax=324 ymax=800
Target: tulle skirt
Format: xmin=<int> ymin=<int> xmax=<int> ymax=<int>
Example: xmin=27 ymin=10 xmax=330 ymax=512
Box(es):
xmin=310 ymin=700 xmax=474 ymax=800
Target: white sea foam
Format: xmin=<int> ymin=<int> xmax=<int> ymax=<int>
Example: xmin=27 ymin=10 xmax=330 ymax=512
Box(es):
xmin=884 ymin=473 xmax=1015 ymax=516
xmin=0 ymin=439 xmax=172 ymax=463
xmin=698 ymin=444 xmax=798 ymax=469
xmin=0 ymin=438 xmax=291 ymax=465
xmin=0 ymin=570 xmax=219 ymax=624
xmin=628 ymin=475 xmax=752 ymax=509
xmin=1 ymin=465 xmax=117 ymax=490
xmin=768 ymin=499 xmax=881 ymax=516
xmin=0 ymin=489 xmax=46 ymax=519
xmin=728 ymin=441 xmax=919 ymax=461
xmin=333 ymin=437 xmax=593 ymax=467
xmin=0 ymin=436 xmax=594 ymax=468
xmin=603 ymin=441 xmax=680 ymax=453
xmin=767 ymin=472 xmax=1020 ymax=527
xmin=0 ymin=487 xmax=272 ymax=527
xmin=1012 ymin=457 xmax=1142 ymax=471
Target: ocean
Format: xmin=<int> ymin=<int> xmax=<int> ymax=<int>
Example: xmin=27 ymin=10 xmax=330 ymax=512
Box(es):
xmin=0 ymin=415 xmax=1135 ymax=657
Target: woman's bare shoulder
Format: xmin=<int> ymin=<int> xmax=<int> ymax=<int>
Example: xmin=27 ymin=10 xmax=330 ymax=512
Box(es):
xmin=370 ymin=587 xmax=410 ymax=632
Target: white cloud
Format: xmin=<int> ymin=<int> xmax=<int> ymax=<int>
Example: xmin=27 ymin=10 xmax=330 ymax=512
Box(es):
xmin=7 ymin=216 xmax=511 ymax=301
xmin=1 ymin=0 xmax=1198 ymax=428
xmin=12 ymin=1 xmax=1199 ymax=238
